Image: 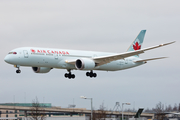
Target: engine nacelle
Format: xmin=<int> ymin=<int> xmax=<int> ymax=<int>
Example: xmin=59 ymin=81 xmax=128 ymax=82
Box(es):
xmin=75 ymin=58 xmax=95 ymax=70
xmin=32 ymin=67 xmax=52 ymax=73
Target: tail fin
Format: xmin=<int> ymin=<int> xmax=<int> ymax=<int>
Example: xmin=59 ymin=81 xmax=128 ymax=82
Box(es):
xmin=127 ymin=30 xmax=146 ymax=52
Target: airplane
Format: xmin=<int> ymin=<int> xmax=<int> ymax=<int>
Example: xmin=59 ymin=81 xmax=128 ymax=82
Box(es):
xmin=4 ymin=30 xmax=175 ymax=79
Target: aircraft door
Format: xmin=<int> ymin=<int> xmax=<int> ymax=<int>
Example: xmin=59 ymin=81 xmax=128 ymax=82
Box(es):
xmin=23 ymin=50 xmax=29 ymax=58
xmin=54 ymin=53 xmax=59 ymax=60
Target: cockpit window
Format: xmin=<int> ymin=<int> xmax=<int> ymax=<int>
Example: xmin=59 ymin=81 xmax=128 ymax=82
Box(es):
xmin=8 ymin=52 xmax=17 ymax=54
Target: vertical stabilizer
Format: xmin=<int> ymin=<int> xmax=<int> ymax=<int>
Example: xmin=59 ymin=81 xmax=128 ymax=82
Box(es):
xmin=134 ymin=108 xmax=144 ymax=118
xmin=127 ymin=30 xmax=146 ymax=52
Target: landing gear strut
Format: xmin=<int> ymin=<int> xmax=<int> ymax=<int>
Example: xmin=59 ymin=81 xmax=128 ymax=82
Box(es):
xmin=64 ymin=69 xmax=75 ymax=79
xmin=86 ymin=70 xmax=97 ymax=78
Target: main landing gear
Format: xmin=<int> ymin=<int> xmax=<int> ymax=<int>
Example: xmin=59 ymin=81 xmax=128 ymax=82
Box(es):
xmin=86 ymin=70 xmax=97 ymax=78
xmin=64 ymin=70 xmax=75 ymax=79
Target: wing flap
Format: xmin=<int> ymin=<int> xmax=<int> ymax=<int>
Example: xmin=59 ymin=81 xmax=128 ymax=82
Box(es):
xmin=94 ymin=50 xmax=144 ymax=65
xmin=134 ymin=57 xmax=167 ymax=63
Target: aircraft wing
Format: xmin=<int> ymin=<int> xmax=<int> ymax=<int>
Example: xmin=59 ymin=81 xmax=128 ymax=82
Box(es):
xmin=66 ymin=41 xmax=175 ymax=66
xmin=93 ymin=41 xmax=175 ymax=66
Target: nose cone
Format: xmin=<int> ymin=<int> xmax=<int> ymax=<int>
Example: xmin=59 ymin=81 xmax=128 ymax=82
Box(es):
xmin=4 ymin=55 xmax=11 ymax=63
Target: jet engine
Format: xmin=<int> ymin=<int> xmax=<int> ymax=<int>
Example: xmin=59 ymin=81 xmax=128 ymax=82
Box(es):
xmin=32 ymin=67 xmax=52 ymax=73
xmin=75 ymin=58 xmax=95 ymax=70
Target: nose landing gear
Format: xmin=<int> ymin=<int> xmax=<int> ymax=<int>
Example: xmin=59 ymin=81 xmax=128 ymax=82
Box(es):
xmin=16 ymin=67 xmax=21 ymax=74
xmin=86 ymin=70 xmax=97 ymax=78
xmin=14 ymin=65 xmax=21 ymax=74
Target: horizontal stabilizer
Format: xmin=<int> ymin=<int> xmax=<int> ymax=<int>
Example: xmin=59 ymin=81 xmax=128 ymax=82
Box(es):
xmin=134 ymin=57 xmax=167 ymax=63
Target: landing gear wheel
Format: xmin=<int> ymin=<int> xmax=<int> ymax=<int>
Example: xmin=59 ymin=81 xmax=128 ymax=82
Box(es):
xmin=71 ymin=74 xmax=75 ymax=79
xmin=90 ymin=72 xmax=93 ymax=78
xmin=86 ymin=72 xmax=90 ymax=76
xmin=16 ymin=70 xmax=21 ymax=73
xmin=65 ymin=73 xmax=68 ymax=78
xmin=93 ymin=73 xmax=97 ymax=77
xmin=68 ymin=74 xmax=72 ymax=79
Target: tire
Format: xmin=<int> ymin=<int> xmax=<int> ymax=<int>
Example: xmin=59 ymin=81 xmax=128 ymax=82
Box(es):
xmin=16 ymin=70 xmax=21 ymax=73
xmin=90 ymin=72 xmax=93 ymax=78
xmin=65 ymin=73 xmax=68 ymax=78
xmin=68 ymin=74 xmax=71 ymax=79
xmin=93 ymin=73 xmax=97 ymax=77
xmin=86 ymin=72 xmax=90 ymax=76
xmin=71 ymin=74 xmax=75 ymax=79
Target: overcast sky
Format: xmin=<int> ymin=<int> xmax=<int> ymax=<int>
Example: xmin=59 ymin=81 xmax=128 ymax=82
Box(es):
xmin=0 ymin=0 xmax=180 ymax=111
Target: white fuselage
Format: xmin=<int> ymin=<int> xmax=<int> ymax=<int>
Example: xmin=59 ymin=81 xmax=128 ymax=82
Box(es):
xmin=4 ymin=47 xmax=144 ymax=72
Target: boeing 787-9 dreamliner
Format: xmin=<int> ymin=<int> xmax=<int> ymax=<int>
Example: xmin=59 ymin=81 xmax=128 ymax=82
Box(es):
xmin=4 ymin=30 xmax=175 ymax=79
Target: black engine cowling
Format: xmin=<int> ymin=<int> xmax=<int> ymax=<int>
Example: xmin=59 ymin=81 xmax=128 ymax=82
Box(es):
xmin=75 ymin=58 xmax=95 ymax=70
xmin=32 ymin=67 xmax=52 ymax=73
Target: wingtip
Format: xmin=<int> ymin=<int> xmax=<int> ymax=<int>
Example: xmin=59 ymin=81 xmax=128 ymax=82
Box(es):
xmin=161 ymin=41 xmax=176 ymax=46
xmin=168 ymin=41 xmax=176 ymax=45
xmin=170 ymin=41 xmax=176 ymax=44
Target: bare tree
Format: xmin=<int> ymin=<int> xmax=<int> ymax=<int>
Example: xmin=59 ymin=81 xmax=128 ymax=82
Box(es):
xmin=144 ymin=108 xmax=152 ymax=112
xmin=154 ymin=102 xmax=166 ymax=120
xmin=165 ymin=104 xmax=172 ymax=112
xmin=28 ymin=98 xmax=46 ymax=120
xmin=173 ymin=103 xmax=178 ymax=111
xmin=93 ymin=103 xmax=107 ymax=120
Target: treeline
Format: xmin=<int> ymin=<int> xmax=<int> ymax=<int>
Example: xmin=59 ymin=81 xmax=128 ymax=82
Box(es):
xmin=145 ymin=102 xmax=180 ymax=112
xmin=122 ymin=102 xmax=180 ymax=113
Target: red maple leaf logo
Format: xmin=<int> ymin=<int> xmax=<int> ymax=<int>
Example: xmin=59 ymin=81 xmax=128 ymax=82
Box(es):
xmin=30 ymin=49 xmax=36 ymax=53
xmin=133 ymin=42 xmax=141 ymax=50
